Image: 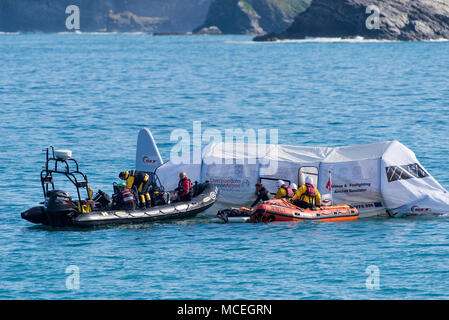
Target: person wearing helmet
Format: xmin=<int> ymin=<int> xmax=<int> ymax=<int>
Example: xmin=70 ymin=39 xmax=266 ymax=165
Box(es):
xmin=118 ymin=182 xmax=126 ymax=188
xmin=251 ymin=182 xmax=271 ymax=208
xmin=175 ymin=172 xmax=193 ymax=202
xmin=291 ymin=183 xmax=298 ymax=195
xmin=119 ymin=170 xmax=151 ymax=208
xmin=292 ymin=176 xmax=321 ymax=209
xmin=118 ymin=181 xmax=136 ymax=210
xmin=274 ymin=180 xmax=294 ymax=199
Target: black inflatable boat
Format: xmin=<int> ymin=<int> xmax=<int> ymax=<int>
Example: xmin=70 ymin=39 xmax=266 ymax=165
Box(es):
xmin=21 ymin=147 xmax=219 ymax=228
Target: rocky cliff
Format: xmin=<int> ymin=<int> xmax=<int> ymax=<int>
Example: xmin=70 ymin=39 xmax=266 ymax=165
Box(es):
xmin=194 ymin=0 xmax=311 ymax=35
xmin=254 ymin=0 xmax=449 ymax=41
xmin=0 ymin=0 xmax=211 ymax=32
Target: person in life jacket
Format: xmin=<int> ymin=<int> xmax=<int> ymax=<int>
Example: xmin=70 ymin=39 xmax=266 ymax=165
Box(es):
xmin=117 ymin=181 xmax=136 ymax=210
xmin=274 ymin=180 xmax=295 ymax=199
xmin=175 ymin=172 xmax=193 ymax=202
xmin=292 ymin=176 xmax=322 ymax=209
xmin=251 ymin=182 xmax=271 ymax=208
xmin=291 ymin=183 xmax=298 ymax=195
xmin=119 ymin=170 xmax=151 ymax=208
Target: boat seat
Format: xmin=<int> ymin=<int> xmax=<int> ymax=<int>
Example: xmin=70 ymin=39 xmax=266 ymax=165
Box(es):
xmin=192 ymin=182 xmax=208 ymax=197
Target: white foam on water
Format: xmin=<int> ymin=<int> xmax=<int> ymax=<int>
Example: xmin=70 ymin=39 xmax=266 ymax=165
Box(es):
xmin=426 ymin=38 xmax=449 ymax=42
xmin=55 ymin=31 xmax=149 ymax=35
xmin=285 ymin=36 xmax=393 ymax=43
xmin=225 ymin=36 xmax=449 ymax=44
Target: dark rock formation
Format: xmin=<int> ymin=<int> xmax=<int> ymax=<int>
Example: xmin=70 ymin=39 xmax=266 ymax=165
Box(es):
xmin=109 ymin=0 xmax=212 ymax=33
xmin=254 ymin=0 xmax=449 ymax=41
xmin=194 ymin=0 xmax=311 ymax=35
xmin=0 ymin=0 xmax=112 ymax=32
xmin=196 ymin=26 xmax=223 ymax=35
xmin=194 ymin=0 xmax=263 ymax=34
xmin=106 ymin=11 xmax=171 ymax=32
xmin=0 ymin=0 xmax=212 ymax=33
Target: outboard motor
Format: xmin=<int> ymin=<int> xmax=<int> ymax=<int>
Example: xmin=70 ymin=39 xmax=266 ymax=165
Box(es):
xmin=45 ymin=190 xmax=78 ymax=227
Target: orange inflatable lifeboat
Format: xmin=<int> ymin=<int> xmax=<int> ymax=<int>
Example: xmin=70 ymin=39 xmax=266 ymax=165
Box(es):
xmin=250 ymin=199 xmax=359 ymax=223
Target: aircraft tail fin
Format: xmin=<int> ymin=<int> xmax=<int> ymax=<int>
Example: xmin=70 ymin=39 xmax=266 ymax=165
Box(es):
xmin=136 ymin=128 xmax=163 ymax=173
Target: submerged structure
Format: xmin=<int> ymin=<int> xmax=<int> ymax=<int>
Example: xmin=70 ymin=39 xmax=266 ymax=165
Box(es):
xmin=136 ymin=128 xmax=449 ymax=218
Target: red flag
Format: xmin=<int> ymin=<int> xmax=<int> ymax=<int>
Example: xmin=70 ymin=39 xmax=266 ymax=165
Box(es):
xmin=326 ymin=173 xmax=332 ymax=191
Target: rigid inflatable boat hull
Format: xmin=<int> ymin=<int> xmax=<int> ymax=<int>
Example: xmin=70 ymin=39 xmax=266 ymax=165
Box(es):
xmin=216 ymin=199 xmax=358 ymax=223
xmin=21 ymin=206 xmax=48 ymax=225
xmin=74 ymin=199 xmax=215 ymax=227
xmin=22 ymin=184 xmax=219 ymax=228
xmin=74 ymin=184 xmax=218 ymax=228
xmin=252 ymin=199 xmax=358 ymax=222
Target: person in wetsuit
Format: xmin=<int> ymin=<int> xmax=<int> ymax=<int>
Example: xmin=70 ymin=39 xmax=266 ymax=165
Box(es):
xmin=119 ymin=170 xmax=151 ymax=208
xmin=251 ymin=183 xmax=271 ymax=208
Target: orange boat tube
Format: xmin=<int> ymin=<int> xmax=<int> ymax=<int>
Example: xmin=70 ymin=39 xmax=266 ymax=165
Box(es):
xmin=250 ymin=199 xmax=359 ymax=223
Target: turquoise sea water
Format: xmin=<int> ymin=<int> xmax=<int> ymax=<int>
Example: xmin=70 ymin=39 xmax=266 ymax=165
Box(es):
xmin=0 ymin=34 xmax=449 ymax=299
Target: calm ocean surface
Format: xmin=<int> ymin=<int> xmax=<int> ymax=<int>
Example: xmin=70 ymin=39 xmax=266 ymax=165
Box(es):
xmin=0 ymin=34 xmax=449 ymax=299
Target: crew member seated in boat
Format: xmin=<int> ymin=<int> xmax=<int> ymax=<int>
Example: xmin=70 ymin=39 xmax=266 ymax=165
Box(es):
xmin=251 ymin=182 xmax=270 ymax=208
xmin=119 ymin=170 xmax=151 ymax=208
xmin=175 ymin=172 xmax=193 ymax=202
xmin=274 ymin=180 xmax=294 ymax=199
xmin=291 ymin=183 xmax=298 ymax=195
xmin=292 ymin=176 xmax=321 ymax=209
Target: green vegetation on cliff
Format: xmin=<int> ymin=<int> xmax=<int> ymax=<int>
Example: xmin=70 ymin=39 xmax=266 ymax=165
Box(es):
xmin=264 ymin=0 xmax=311 ymax=17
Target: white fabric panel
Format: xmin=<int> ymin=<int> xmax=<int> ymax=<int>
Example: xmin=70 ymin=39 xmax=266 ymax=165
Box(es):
xmin=319 ymin=160 xmax=383 ymax=215
xmin=202 ymin=162 xmax=259 ymax=208
xmin=323 ymin=141 xmax=392 ymax=163
xmin=388 ymin=193 xmax=449 ymax=217
xmin=155 ymin=161 xmax=201 ymax=192
xmin=380 ymin=141 xmax=449 ymax=213
xmin=202 ymin=162 xmax=259 ymax=194
xmin=203 ymin=141 xmax=393 ymax=163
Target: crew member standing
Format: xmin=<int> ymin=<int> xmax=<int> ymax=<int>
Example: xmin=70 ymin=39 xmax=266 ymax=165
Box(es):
xmin=251 ymin=183 xmax=271 ymax=208
xmin=119 ymin=170 xmax=151 ymax=208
